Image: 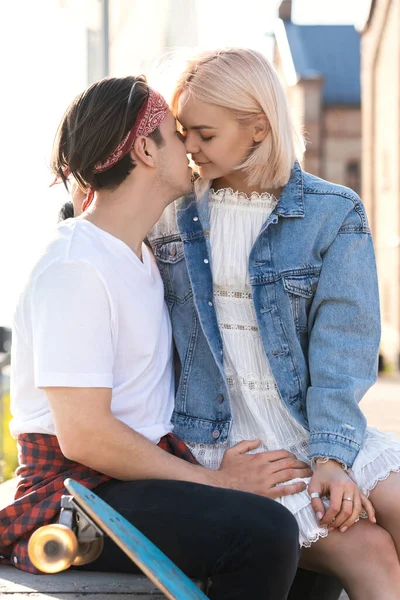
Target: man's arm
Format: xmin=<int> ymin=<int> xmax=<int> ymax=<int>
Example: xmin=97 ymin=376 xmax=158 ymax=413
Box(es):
xmin=46 ymin=386 xmax=312 ymax=498
xmin=47 ymin=386 xmax=216 ymax=484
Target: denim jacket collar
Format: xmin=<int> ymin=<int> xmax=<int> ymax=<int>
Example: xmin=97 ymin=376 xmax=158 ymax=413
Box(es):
xmin=189 ymin=160 xmax=305 ymax=228
xmin=193 ymin=177 xmax=212 ymax=232
xmin=274 ymin=161 xmax=305 ymax=219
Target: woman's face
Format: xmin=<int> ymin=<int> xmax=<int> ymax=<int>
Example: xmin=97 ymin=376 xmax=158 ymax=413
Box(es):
xmin=177 ymin=91 xmax=257 ymax=182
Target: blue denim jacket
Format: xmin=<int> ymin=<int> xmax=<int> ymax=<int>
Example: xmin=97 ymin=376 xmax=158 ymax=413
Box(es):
xmin=148 ymin=163 xmax=381 ymax=467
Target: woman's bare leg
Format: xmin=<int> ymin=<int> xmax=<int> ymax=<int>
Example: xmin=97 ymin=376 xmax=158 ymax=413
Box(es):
xmin=299 ymin=519 xmax=400 ymax=600
xmin=369 ymin=471 xmax=400 ymax=558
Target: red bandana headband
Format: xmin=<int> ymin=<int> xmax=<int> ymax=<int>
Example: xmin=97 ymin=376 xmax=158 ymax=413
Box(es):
xmin=52 ymin=88 xmax=169 ymax=212
xmin=92 ymin=88 xmax=169 ymax=174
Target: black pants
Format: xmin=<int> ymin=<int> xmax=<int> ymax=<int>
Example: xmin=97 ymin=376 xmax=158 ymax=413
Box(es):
xmin=79 ymin=478 xmax=300 ymax=600
xmin=289 ymin=569 xmax=343 ymax=600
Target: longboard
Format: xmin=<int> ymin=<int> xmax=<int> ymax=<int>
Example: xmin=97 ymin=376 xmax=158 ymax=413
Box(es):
xmin=64 ymin=478 xmax=208 ymax=600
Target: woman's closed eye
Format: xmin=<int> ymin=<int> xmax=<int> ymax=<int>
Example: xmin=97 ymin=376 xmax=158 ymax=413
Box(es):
xmin=200 ymin=134 xmax=214 ymax=142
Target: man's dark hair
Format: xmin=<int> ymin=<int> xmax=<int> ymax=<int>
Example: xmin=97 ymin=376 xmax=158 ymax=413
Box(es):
xmin=58 ymin=201 xmax=74 ymax=222
xmin=51 ymin=75 xmax=164 ymax=193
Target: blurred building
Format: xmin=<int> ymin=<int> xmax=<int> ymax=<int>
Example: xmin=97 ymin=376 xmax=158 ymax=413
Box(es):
xmin=274 ymin=0 xmax=361 ymax=192
xmin=59 ymin=0 xmax=198 ymax=83
xmin=361 ymin=0 xmax=400 ymax=370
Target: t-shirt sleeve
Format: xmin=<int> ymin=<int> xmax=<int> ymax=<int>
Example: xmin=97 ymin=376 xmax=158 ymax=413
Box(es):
xmin=31 ymin=260 xmax=114 ymax=388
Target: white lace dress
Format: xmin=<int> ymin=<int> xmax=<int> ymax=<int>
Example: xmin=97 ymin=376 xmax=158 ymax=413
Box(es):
xmin=186 ymin=187 xmax=400 ymax=547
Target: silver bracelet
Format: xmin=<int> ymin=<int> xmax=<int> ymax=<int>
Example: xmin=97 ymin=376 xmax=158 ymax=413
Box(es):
xmin=311 ymin=456 xmax=348 ymax=472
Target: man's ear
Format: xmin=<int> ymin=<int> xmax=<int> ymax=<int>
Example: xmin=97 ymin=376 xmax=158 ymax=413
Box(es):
xmin=131 ymin=136 xmax=156 ymax=167
xmin=252 ymin=114 xmax=270 ymax=143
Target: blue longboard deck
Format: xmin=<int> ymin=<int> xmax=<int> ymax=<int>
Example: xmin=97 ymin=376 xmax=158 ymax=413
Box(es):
xmin=64 ymin=479 xmax=208 ymax=600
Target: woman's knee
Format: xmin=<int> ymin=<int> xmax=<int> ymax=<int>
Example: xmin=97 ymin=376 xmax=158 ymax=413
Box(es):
xmin=324 ymin=522 xmax=398 ymax=574
xmin=370 ymin=472 xmax=400 ymax=518
xmin=359 ymin=524 xmax=398 ymax=567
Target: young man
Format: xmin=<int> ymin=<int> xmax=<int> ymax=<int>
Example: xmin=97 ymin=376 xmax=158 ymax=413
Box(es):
xmin=0 ymin=76 xmax=305 ymax=599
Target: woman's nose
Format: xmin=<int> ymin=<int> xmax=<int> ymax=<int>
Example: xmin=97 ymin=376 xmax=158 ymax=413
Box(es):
xmin=184 ymin=133 xmax=200 ymax=155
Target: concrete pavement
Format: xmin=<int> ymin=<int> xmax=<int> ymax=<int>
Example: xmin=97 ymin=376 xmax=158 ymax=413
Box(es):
xmin=360 ymin=375 xmax=400 ymax=434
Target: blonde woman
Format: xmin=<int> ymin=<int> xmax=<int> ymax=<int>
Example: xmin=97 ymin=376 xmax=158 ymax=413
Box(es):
xmin=148 ymin=48 xmax=400 ymax=599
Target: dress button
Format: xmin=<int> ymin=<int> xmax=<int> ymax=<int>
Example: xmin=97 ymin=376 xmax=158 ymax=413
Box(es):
xmin=193 ymin=216 xmax=199 ymax=222
xmin=216 ymin=394 xmax=224 ymax=403
xmin=204 ymin=258 xmax=209 ymax=264
xmin=212 ymin=429 xmax=220 ymax=439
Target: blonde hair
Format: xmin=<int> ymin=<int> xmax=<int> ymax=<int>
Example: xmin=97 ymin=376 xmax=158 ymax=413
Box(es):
xmin=171 ymin=48 xmax=305 ymax=188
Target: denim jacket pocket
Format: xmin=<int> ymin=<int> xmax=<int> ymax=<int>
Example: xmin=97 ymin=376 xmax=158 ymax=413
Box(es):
xmin=153 ymin=238 xmax=193 ymax=304
xmin=282 ymin=272 xmax=319 ymax=333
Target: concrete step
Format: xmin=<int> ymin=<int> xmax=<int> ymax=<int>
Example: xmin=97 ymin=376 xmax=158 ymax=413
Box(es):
xmin=0 ymin=565 xmax=350 ymax=599
xmin=0 ymin=565 xmax=164 ymax=598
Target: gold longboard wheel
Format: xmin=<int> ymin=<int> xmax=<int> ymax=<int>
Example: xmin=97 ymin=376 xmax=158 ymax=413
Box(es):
xmin=72 ymin=537 xmax=104 ymax=566
xmin=28 ymin=524 xmax=78 ymax=573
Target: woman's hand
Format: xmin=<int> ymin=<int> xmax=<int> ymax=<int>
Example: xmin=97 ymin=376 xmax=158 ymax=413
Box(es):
xmin=308 ymin=459 xmax=376 ymax=532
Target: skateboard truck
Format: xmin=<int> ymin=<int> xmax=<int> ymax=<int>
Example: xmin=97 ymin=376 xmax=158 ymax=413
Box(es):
xmin=28 ymin=495 xmax=104 ymax=573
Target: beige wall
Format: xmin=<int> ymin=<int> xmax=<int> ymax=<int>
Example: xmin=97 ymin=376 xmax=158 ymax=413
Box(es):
xmin=323 ymin=107 xmax=361 ymax=188
xmin=300 ymin=77 xmax=324 ymax=177
xmin=362 ymin=0 xmax=400 ymax=369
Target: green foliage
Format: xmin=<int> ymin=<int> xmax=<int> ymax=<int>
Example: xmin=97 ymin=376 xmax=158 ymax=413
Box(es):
xmin=2 ymin=392 xmax=18 ymax=481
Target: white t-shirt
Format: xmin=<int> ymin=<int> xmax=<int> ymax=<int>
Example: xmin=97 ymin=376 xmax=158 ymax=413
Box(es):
xmin=10 ymin=219 xmax=175 ymax=443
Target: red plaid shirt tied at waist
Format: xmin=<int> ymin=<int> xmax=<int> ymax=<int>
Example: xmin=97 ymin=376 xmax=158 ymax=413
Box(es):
xmin=0 ymin=432 xmax=197 ymax=573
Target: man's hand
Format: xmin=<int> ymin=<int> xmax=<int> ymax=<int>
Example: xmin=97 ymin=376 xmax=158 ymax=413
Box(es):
xmin=308 ymin=460 xmax=376 ymax=532
xmin=217 ymin=440 xmax=312 ymax=499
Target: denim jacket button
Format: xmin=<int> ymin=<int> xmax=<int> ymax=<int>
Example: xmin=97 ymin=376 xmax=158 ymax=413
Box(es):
xmin=216 ymin=394 xmax=224 ymax=404
xmin=204 ymin=258 xmax=209 ymax=264
xmin=208 ymin=301 xmax=213 ymax=307
xmin=212 ymin=429 xmax=220 ymax=439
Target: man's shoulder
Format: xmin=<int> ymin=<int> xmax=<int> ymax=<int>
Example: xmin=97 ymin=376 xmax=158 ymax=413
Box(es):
xmin=25 ymin=223 xmax=106 ymax=295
